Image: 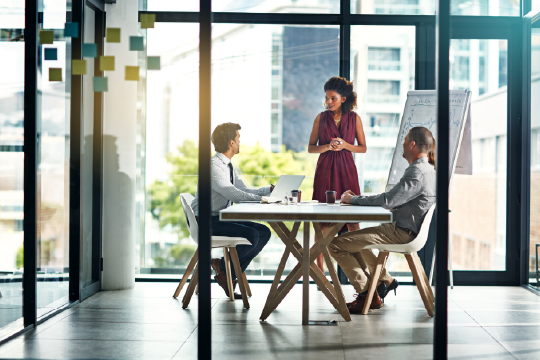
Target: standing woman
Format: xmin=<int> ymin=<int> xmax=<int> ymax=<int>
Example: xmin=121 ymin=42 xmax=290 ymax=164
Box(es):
xmin=308 ymin=76 xmax=367 ymax=272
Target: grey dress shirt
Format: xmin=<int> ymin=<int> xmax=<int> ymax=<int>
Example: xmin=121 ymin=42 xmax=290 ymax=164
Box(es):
xmin=350 ymin=156 xmax=436 ymax=234
xmin=192 ymin=152 xmax=271 ymax=216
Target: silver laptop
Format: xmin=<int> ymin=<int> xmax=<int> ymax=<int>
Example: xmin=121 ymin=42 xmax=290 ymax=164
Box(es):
xmin=238 ymin=175 xmax=305 ymax=203
xmin=268 ymin=175 xmax=305 ymax=201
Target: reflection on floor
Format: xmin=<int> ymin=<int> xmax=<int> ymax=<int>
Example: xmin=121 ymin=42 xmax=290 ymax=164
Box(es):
xmin=0 ymin=281 xmax=69 ymax=329
xmin=0 ymin=282 xmax=539 ymax=360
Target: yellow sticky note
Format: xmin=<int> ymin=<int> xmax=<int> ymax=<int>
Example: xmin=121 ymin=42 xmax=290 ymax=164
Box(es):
xmin=72 ymin=60 xmax=87 ymax=75
xmin=100 ymin=56 xmax=115 ymax=71
xmin=125 ymin=66 xmax=139 ymax=81
xmin=106 ymin=28 xmax=121 ymax=43
xmin=49 ymin=68 xmax=62 ymax=82
xmin=140 ymin=14 xmax=155 ymax=29
xmin=39 ymin=30 xmax=54 ymax=44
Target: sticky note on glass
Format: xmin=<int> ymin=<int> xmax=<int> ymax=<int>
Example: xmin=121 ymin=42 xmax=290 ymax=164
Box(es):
xmin=129 ymin=36 xmax=144 ymax=51
xmin=64 ymin=22 xmax=79 ymax=38
xmin=106 ymin=28 xmax=121 ymax=43
xmin=49 ymin=68 xmax=62 ymax=82
xmin=100 ymin=56 xmax=115 ymax=71
xmin=39 ymin=30 xmax=54 ymax=44
xmin=148 ymin=56 xmax=160 ymax=70
xmin=125 ymin=66 xmax=139 ymax=81
xmin=44 ymin=48 xmax=57 ymax=60
xmin=82 ymin=43 xmax=97 ymax=58
xmin=93 ymin=77 xmax=108 ymax=92
xmin=72 ymin=60 xmax=87 ymax=75
xmin=140 ymin=14 xmax=155 ymax=29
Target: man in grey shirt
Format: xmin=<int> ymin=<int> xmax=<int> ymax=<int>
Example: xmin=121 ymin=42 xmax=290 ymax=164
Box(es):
xmin=329 ymin=127 xmax=436 ymax=314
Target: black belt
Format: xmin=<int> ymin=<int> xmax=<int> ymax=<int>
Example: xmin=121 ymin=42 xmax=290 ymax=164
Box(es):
xmin=397 ymin=226 xmax=417 ymax=237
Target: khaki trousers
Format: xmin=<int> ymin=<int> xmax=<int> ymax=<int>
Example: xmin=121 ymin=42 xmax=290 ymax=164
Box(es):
xmin=328 ymin=222 xmax=414 ymax=294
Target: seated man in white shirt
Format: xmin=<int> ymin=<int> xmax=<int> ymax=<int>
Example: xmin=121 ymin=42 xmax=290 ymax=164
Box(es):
xmin=192 ymin=122 xmax=273 ymax=299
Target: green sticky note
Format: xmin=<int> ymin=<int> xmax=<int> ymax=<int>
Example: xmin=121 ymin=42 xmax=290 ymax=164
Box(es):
xmin=82 ymin=43 xmax=97 ymax=58
xmin=100 ymin=56 xmax=115 ymax=71
xmin=125 ymin=66 xmax=139 ymax=81
xmin=106 ymin=28 xmax=121 ymax=43
xmin=49 ymin=68 xmax=62 ymax=82
xmin=129 ymin=36 xmax=144 ymax=51
xmin=44 ymin=48 xmax=57 ymax=60
xmin=93 ymin=77 xmax=108 ymax=92
xmin=148 ymin=56 xmax=160 ymax=70
xmin=39 ymin=30 xmax=54 ymax=44
xmin=140 ymin=14 xmax=155 ymax=29
xmin=72 ymin=60 xmax=87 ymax=75
xmin=64 ymin=22 xmax=79 ymax=38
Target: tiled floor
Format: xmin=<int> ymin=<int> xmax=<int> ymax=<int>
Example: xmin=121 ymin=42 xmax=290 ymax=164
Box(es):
xmin=0 ymin=282 xmax=539 ymax=360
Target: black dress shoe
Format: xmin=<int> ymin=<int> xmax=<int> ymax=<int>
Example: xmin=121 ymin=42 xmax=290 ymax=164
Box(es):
xmin=377 ymin=282 xmax=387 ymax=301
xmin=382 ymin=279 xmax=399 ymax=299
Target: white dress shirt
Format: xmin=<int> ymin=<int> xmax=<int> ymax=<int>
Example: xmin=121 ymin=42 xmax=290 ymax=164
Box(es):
xmin=192 ymin=152 xmax=271 ymax=216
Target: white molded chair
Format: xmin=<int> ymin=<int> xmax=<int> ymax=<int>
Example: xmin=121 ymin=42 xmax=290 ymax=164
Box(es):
xmin=173 ymin=193 xmax=252 ymax=309
xmin=362 ymin=204 xmax=436 ymax=316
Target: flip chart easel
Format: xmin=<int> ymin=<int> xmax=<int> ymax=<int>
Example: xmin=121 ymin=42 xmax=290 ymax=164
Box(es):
xmin=387 ymin=89 xmax=473 ymax=289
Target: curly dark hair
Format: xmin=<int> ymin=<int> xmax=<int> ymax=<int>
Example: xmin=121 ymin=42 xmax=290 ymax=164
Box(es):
xmin=212 ymin=122 xmax=241 ymax=153
xmin=323 ymin=76 xmax=358 ymax=114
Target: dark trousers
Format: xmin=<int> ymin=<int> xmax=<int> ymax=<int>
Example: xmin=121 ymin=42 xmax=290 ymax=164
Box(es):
xmin=210 ymin=216 xmax=271 ymax=280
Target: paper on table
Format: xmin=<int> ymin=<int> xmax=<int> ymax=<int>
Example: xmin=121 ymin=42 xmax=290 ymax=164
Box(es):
xmin=106 ymin=28 xmax=121 ymax=43
xmin=64 ymin=22 xmax=78 ymax=38
xmin=49 ymin=68 xmax=62 ymax=82
xmin=100 ymin=56 xmax=115 ymax=71
xmin=72 ymin=59 xmax=87 ymax=75
xmin=129 ymin=36 xmax=144 ymax=51
xmin=82 ymin=43 xmax=97 ymax=58
xmin=125 ymin=66 xmax=139 ymax=81
xmin=140 ymin=14 xmax=155 ymax=29
xmin=93 ymin=77 xmax=108 ymax=92
xmin=44 ymin=48 xmax=57 ymax=60
xmin=147 ymin=56 xmax=160 ymax=70
xmin=39 ymin=30 xmax=54 ymax=44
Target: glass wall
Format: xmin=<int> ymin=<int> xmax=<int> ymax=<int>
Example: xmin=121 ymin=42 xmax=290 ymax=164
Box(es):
xmin=449 ymin=39 xmax=508 ymax=271
xmin=36 ymin=0 xmax=70 ymax=316
xmin=144 ymin=0 xmax=340 ymax=13
xmin=350 ymin=25 xmax=416 ymax=277
xmin=530 ymin=27 xmax=540 ymax=285
xmin=142 ymin=22 xmax=340 ymax=278
xmin=0 ymin=0 xmax=25 ymax=333
xmin=352 ymin=0 xmax=436 ymax=15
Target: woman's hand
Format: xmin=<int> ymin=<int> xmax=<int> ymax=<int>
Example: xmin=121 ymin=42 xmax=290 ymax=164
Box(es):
xmin=331 ymin=138 xmax=348 ymax=151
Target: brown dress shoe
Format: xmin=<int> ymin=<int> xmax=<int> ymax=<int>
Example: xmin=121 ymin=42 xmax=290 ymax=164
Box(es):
xmin=211 ymin=258 xmax=222 ymax=275
xmin=214 ymin=272 xmax=243 ymax=299
xmin=348 ymin=292 xmax=384 ymax=314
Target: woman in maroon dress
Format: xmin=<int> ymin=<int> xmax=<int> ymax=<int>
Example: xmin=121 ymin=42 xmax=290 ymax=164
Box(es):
xmin=308 ymin=76 xmax=367 ymax=272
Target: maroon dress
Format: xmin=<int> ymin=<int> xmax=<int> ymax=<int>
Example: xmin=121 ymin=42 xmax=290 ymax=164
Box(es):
xmin=312 ymin=110 xmax=361 ymax=206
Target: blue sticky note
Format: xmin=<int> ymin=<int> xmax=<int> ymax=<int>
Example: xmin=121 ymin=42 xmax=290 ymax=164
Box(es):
xmin=93 ymin=77 xmax=108 ymax=92
xmin=82 ymin=43 xmax=97 ymax=58
xmin=129 ymin=36 xmax=144 ymax=51
xmin=64 ymin=22 xmax=79 ymax=38
xmin=44 ymin=48 xmax=57 ymax=60
xmin=148 ymin=56 xmax=160 ymax=70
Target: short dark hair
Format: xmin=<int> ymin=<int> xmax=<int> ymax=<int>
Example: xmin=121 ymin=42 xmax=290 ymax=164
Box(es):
xmin=408 ymin=127 xmax=434 ymax=153
xmin=212 ymin=122 xmax=241 ymax=153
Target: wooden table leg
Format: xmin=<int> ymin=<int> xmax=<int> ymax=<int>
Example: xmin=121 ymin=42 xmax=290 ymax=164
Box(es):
xmin=302 ymin=221 xmax=310 ymax=325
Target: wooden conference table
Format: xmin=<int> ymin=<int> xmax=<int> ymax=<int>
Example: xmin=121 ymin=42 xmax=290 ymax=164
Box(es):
xmin=220 ymin=202 xmax=393 ymax=324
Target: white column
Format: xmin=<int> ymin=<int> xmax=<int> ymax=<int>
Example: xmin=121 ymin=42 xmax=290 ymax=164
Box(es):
xmin=101 ymin=0 xmax=138 ymax=290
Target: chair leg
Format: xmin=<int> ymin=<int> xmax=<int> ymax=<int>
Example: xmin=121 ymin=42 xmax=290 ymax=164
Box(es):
xmin=182 ymin=263 xmax=199 ymax=309
xmin=223 ymin=248 xmax=235 ymax=301
xmin=195 ymin=284 xmax=199 ymax=295
xmin=413 ymin=252 xmax=434 ymax=303
xmin=173 ymin=249 xmax=198 ymax=298
xmin=229 ymin=247 xmax=250 ymax=309
xmin=405 ymin=254 xmax=434 ymax=317
xmin=242 ymin=272 xmax=252 ymax=297
xmin=362 ymin=252 xmax=389 ymax=315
